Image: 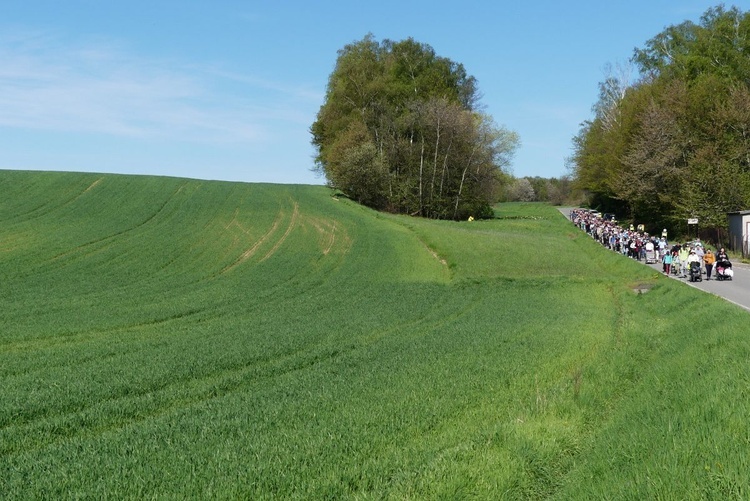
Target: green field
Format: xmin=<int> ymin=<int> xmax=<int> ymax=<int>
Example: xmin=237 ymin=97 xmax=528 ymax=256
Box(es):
xmin=2 ymin=170 xmax=750 ymax=499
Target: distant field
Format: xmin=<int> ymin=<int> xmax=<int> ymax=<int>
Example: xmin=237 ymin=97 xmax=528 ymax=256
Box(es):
xmin=2 ymin=171 xmax=750 ymax=499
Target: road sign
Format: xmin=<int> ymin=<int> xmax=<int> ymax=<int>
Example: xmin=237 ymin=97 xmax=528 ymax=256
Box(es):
xmin=687 ymin=218 xmax=698 ymax=225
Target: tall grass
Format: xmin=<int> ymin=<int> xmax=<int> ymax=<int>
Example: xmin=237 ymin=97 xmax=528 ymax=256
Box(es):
xmin=1 ymin=171 xmax=749 ymax=498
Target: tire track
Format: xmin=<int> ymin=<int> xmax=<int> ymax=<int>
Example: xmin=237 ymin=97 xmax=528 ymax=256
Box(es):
xmin=220 ymin=208 xmax=285 ymax=274
xmin=303 ymin=216 xmax=351 ymax=257
xmin=45 ymin=182 xmax=189 ymax=266
xmin=260 ymin=201 xmax=299 ymax=262
xmin=0 ymin=176 xmax=104 ymax=225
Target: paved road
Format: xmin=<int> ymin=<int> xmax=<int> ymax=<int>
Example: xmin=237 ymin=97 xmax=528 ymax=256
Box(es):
xmin=558 ymin=207 xmax=750 ymax=312
xmin=644 ymin=256 xmax=750 ymax=312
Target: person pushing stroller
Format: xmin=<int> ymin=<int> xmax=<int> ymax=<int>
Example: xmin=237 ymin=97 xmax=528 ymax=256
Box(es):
xmin=687 ymin=250 xmax=702 ymax=282
xmin=715 ymin=248 xmax=733 ymax=281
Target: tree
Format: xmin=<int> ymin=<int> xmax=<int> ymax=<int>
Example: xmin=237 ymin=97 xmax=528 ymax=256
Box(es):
xmin=593 ymin=62 xmax=633 ymax=132
xmin=311 ymin=35 xmax=519 ymax=220
xmin=571 ymin=5 xmax=750 ymax=235
xmin=326 ymin=120 xmax=388 ymax=207
xmin=506 ymin=178 xmax=536 ymax=202
xmin=546 ymin=176 xmax=573 ymax=206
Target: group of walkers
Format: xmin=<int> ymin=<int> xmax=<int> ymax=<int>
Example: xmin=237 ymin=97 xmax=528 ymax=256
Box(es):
xmin=569 ymin=209 xmax=733 ymax=281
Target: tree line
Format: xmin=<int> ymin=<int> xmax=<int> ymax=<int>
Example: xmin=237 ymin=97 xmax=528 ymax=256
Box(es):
xmin=311 ymin=35 xmax=520 ymax=220
xmin=503 ymin=175 xmax=575 ymax=205
xmin=570 ymin=5 xmax=750 ymax=237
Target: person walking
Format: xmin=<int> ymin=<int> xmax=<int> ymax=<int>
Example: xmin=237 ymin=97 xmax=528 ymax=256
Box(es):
xmin=644 ymin=239 xmax=654 ymax=261
xmin=695 ymin=245 xmax=705 ymax=275
xmin=678 ymin=245 xmax=689 ymax=278
xmin=687 ymin=249 xmax=701 ymax=281
xmin=671 ymin=248 xmax=680 ymax=276
xmin=658 ymin=237 xmax=668 ymax=261
xmin=703 ymin=249 xmax=716 ymax=280
xmin=662 ymin=250 xmax=673 ymax=275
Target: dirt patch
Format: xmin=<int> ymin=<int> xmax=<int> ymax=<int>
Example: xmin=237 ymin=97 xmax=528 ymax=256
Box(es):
xmin=630 ymin=282 xmax=655 ymax=294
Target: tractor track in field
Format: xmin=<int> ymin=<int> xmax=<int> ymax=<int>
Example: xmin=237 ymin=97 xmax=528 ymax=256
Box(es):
xmin=1 ymin=177 xmax=106 ymax=228
xmin=260 ymin=201 xmax=299 ymax=262
xmin=220 ymin=207 xmax=285 ymax=274
xmin=43 ymin=182 xmax=190 ymax=266
xmin=221 ymin=199 xmax=303 ymax=273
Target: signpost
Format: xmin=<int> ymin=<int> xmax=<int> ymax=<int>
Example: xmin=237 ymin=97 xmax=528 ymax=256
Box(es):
xmin=687 ymin=217 xmax=698 ymax=240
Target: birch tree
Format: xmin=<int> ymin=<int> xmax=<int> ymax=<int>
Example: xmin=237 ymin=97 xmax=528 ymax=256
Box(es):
xmin=311 ymin=35 xmax=519 ymax=219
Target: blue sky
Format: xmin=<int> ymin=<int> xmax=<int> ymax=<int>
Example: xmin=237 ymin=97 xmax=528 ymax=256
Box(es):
xmin=0 ymin=1 xmax=723 ymax=185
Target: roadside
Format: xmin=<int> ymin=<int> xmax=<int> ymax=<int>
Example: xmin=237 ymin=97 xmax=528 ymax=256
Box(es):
xmin=558 ymin=207 xmax=750 ymax=312
xmin=643 ymin=257 xmax=750 ymax=312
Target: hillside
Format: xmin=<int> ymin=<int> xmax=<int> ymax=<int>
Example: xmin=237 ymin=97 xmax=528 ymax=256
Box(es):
xmin=1 ymin=170 xmax=749 ymax=498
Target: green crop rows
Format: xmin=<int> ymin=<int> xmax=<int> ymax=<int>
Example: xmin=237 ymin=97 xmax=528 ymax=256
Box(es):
xmin=1 ymin=171 xmax=750 ymax=498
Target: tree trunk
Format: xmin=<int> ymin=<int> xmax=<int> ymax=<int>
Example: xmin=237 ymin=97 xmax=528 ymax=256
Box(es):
xmin=454 ymin=167 xmax=469 ymax=220
xmin=439 ymin=137 xmax=453 ymax=197
xmin=454 ymin=144 xmax=479 ymax=219
xmin=430 ymin=116 xmax=441 ymax=208
xmin=419 ymin=136 xmax=425 ymax=216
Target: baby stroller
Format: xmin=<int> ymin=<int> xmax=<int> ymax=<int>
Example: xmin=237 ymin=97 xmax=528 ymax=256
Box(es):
xmin=715 ymin=260 xmax=733 ymax=281
xmin=689 ymin=261 xmax=703 ymax=282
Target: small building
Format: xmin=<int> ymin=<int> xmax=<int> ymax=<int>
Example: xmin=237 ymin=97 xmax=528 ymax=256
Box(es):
xmin=727 ymin=210 xmax=750 ymax=256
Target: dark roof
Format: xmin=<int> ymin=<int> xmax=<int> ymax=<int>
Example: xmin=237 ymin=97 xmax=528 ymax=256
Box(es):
xmin=727 ymin=210 xmax=750 ymax=216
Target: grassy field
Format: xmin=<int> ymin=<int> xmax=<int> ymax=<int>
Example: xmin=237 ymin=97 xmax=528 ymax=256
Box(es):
xmin=2 ymin=170 xmax=750 ymax=499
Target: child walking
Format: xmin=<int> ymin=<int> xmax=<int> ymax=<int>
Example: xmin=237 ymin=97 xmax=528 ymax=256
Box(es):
xmin=662 ymin=251 xmax=672 ymax=275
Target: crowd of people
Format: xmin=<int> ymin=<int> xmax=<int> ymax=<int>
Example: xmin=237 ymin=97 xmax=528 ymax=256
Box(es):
xmin=569 ymin=209 xmax=733 ymax=281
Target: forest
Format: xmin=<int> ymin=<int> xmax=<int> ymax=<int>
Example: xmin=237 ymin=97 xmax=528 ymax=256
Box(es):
xmin=311 ymin=35 xmax=520 ymax=220
xmin=571 ymin=5 xmax=750 ymax=237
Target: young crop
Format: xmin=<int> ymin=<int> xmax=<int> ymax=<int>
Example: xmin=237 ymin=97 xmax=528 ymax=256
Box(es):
xmin=1 ymin=171 xmax=749 ymax=498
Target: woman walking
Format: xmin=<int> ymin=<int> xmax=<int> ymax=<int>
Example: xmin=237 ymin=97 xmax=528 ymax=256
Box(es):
xmin=703 ymin=249 xmax=716 ymax=280
xmin=662 ymin=250 xmax=673 ymax=275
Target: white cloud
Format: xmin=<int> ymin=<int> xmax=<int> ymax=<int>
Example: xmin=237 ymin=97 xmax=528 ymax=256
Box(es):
xmin=0 ymin=30 xmax=318 ymax=144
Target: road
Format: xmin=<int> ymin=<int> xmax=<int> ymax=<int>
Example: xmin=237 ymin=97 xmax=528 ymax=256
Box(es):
xmin=644 ymin=255 xmax=750 ymax=312
xmin=558 ymin=207 xmax=750 ymax=312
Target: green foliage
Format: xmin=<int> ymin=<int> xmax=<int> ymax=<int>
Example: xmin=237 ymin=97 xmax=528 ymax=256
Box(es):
xmin=573 ymin=5 xmax=750 ymax=233
xmin=504 ymin=176 xmax=576 ymax=205
xmin=3 ymin=172 xmax=750 ymax=498
xmin=311 ymin=34 xmax=519 ymax=220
